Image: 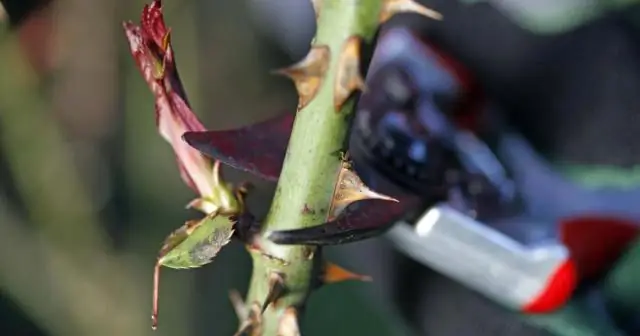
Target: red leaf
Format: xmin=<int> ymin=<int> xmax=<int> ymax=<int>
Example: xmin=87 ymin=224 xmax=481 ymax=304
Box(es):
xmin=140 ymin=0 xmax=168 ymax=51
xmin=183 ymin=113 xmax=294 ymax=181
xmin=123 ymin=0 xmax=215 ymax=197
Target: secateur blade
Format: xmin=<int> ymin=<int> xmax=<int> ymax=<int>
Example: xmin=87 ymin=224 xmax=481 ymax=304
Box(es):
xmin=268 ymin=192 xmax=420 ymax=246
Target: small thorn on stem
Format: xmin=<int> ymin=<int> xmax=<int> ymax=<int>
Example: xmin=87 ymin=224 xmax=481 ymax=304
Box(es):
xmin=322 ymin=262 xmax=372 ymax=284
xmin=329 ymin=161 xmax=398 ymax=220
xmin=236 ymin=181 xmax=254 ymax=196
xmin=233 ymin=303 xmax=263 ymax=336
xmin=278 ymin=307 xmax=301 ymax=336
xmin=379 ymin=0 xmax=442 ymax=23
xmin=334 ymin=36 xmax=366 ymax=111
xmin=272 ymin=45 xmax=331 ymax=110
xmin=212 ymin=160 xmax=222 ymax=185
xmin=262 ymin=272 xmax=286 ymax=313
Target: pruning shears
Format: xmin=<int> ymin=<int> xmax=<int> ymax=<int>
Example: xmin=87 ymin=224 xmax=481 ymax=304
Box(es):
xmin=181 ymin=26 xmax=640 ymax=316
xmin=389 ymin=204 xmax=576 ymax=313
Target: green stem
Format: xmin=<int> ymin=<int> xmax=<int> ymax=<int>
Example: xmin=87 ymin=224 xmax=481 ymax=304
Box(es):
xmin=245 ymin=0 xmax=384 ymax=334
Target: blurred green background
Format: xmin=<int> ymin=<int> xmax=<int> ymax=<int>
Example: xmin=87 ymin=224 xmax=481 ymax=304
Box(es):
xmin=0 ymin=0 xmax=410 ymax=335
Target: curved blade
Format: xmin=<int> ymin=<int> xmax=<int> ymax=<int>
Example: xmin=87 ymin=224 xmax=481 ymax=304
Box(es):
xmin=268 ymin=193 xmax=420 ymax=246
xmin=183 ymin=113 xmax=294 ymax=181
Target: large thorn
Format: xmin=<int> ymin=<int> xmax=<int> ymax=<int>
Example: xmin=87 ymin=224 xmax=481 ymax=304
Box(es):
xmin=334 ymin=36 xmax=366 ymax=111
xmin=268 ymin=193 xmax=419 ymax=246
xmin=379 ymin=0 xmax=442 ymax=24
xmin=182 ymin=113 xmax=293 ymax=181
xmin=329 ymin=160 xmax=398 ymax=220
xmin=278 ymin=307 xmax=301 ymax=336
xmin=322 ymin=262 xmax=372 ymax=284
xmin=262 ymin=273 xmax=286 ymax=313
xmin=272 ymin=45 xmax=331 ymax=110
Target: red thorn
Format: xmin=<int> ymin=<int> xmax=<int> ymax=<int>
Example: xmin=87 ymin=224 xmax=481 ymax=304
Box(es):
xmin=323 ymin=262 xmax=372 ymax=284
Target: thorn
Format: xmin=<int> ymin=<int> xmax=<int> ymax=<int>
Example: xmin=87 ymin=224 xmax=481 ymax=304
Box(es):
xmin=233 ymin=181 xmax=253 ymax=214
xmin=329 ymin=161 xmax=398 ymax=220
xmin=334 ymin=36 xmax=366 ymax=111
xmin=379 ymin=0 xmax=442 ymax=23
xmin=212 ymin=159 xmax=221 ymax=185
xmin=233 ymin=303 xmax=263 ymax=336
xmin=184 ymin=197 xmax=222 ymax=216
xmin=236 ymin=181 xmax=254 ymax=196
xmin=161 ymin=29 xmax=171 ymax=51
xmin=234 ymin=321 xmax=251 ymax=336
xmin=269 ymin=193 xmax=419 ymax=246
xmin=185 ymin=198 xmax=208 ymax=212
xmin=229 ymin=289 xmax=247 ymax=321
xmin=272 ymin=45 xmax=331 ymax=110
xmin=262 ymin=273 xmax=286 ymax=313
xmin=156 ymin=29 xmax=172 ymax=79
xmin=151 ymin=263 xmax=161 ymax=330
xmin=310 ymin=0 xmax=321 ymax=19
xmin=323 ymin=262 xmax=372 ymax=284
xmin=278 ymin=307 xmax=301 ymax=336
xmin=182 ymin=113 xmax=293 ymax=181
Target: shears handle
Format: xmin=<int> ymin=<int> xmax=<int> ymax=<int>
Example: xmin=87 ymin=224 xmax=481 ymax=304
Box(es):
xmin=387 ymin=204 xmax=577 ymax=313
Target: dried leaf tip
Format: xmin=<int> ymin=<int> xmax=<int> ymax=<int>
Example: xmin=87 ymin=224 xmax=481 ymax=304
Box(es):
xmin=278 ymin=308 xmax=301 ymax=336
xmin=329 ymin=161 xmax=398 ymax=220
xmin=272 ymin=45 xmax=331 ymax=111
xmin=379 ymin=0 xmax=442 ymax=23
xmin=323 ymin=262 xmax=372 ymax=284
xmin=334 ymin=36 xmax=366 ymax=111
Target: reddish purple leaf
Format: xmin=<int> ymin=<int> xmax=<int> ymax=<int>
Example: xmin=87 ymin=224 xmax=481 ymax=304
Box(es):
xmin=267 ymin=193 xmax=419 ymax=246
xmin=123 ymin=0 xmax=220 ymax=198
xmin=183 ymin=113 xmax=294 ymax=182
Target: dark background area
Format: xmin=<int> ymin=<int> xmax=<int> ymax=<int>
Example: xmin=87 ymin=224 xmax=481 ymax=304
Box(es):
xmin=0 ymin=0 xmax=407 ymax=335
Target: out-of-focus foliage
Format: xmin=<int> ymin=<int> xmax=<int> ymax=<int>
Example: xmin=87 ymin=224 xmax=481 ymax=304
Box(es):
xmin=460 ymin=0 xmax=640 ymax=34
xmin=0 ymin=0 xmax=409 ymax=335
